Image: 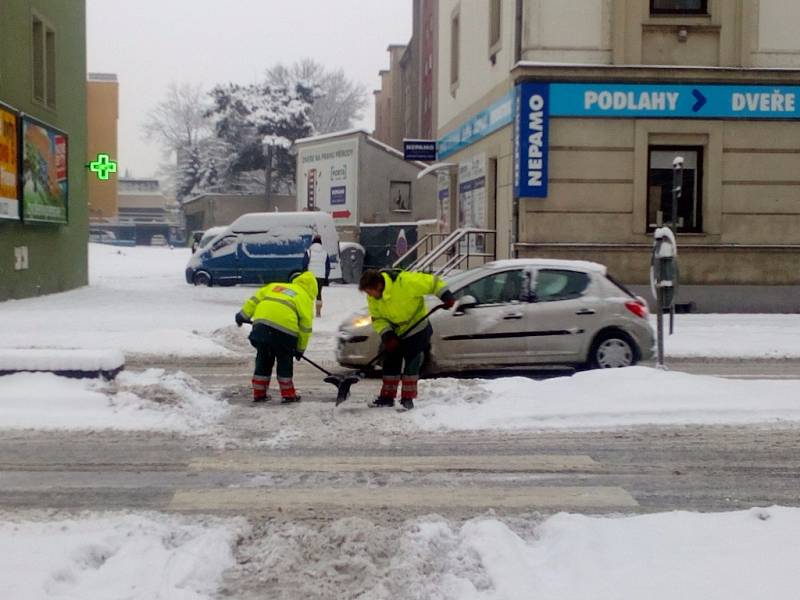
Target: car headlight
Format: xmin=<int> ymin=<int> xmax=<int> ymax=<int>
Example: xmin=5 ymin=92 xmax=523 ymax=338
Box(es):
xmin=352 ymin=314 xmax=372 ymax=328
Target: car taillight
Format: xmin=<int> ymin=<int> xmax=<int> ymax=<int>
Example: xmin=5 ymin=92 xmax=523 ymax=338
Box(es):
xmin=625 ymin=300 xmax=648 ymax=319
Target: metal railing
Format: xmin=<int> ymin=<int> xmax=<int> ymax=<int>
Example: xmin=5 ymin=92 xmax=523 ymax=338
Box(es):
xmin=392 ymin=232 xmax=449 ymax=271
xmin=394 ymin=228 xmax=496 ymax=276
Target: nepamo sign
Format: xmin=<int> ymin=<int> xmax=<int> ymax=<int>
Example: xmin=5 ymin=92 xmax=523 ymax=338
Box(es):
xmin=514 ymin=83 xmax=550 ymax=198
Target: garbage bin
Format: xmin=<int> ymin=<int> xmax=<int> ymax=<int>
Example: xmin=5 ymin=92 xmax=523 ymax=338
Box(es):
xmin=339 ymin=242 xmax=365 ymax=284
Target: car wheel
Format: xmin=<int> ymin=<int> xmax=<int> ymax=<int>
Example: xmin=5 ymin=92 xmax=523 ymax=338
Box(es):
xmin=193 ymin=271 xmax=212 ymax=287
xmin=590 ymin=331 xmax=637 ymax=369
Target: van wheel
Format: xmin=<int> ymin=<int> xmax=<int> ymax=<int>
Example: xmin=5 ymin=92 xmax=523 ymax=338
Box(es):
xmin=589 ymin=330 xmax=638 ymax=369
xmin=193 ymin=271 xmax=212 ymax=287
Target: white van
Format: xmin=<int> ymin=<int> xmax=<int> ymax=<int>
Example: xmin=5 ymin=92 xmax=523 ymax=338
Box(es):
xmin=185 ymin=212 xmax=341 ymax=286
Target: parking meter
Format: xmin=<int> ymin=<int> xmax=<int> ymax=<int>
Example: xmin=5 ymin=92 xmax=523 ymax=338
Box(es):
xmin=650 ymin=226 xmax=678 ymax=368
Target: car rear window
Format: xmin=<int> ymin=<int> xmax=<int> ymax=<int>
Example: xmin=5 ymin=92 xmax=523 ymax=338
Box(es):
xmin=533 ymin=269 xmax=589 ymax=301
xmin=605 ymin=273 xmax=638 ymax=299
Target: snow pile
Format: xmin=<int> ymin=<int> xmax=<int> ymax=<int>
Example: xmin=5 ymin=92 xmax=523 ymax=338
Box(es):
xmin=0 ymin=348 xmax=125 ymax=374
xmin=0 ymin=369 xmax=226 ymax=432
xmin=229 ymin=508 xmax=800 ymax=599
xmin=0 ymin=512 xmax=244 ymax=600
xmin=415 ymin=367 xmax=800 ymax=431
xmin=377 ymin=507 xmax=800 ymax=599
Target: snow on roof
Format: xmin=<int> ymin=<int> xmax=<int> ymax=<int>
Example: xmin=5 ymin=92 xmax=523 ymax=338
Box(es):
xmin=294 ymin=129 xmax=433 ymax=172
xmin=230 ymin=211 xmax=331 ymax=233
xmin=485 ymin=258 xmax=607 ymax=274
xmin=294 ymin=128 xmax=370 ymax=145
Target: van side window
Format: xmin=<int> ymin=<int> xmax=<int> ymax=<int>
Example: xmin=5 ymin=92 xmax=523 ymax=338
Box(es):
xmin=211 ymin=236 xmax=237 ymax=252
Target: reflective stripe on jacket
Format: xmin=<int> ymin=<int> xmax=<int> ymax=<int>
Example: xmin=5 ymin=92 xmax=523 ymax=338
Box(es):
xmin=367 ymin=271 xmax=449 ymax=337
xmin=240 ymin=271 xmax=318 ymax=351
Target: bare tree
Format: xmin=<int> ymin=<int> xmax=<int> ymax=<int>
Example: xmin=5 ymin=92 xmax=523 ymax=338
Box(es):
xmin=142 ymin=83 xmax=213 ymax=200
xmin=265 ymin=59 xmax=368 ymax=134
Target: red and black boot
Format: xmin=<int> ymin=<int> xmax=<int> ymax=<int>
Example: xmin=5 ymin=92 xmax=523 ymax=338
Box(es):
xmin=252 ymin=376 xmax=271 ymax=403
xmin=369 ymin=375 xmax=400 ymax=407
xmin=278 ymin=377 xmax=301 ymax=404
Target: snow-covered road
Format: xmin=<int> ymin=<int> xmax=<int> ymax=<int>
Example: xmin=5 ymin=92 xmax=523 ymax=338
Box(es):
xmin=1 ymin=244 xmax=799 ymax=362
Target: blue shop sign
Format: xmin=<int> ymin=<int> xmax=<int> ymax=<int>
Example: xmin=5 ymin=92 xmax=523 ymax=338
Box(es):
xmin=549 ymin=83 xmax=800 ymax=119
xmin=403 ymin=139 xmax=437 ymax=161
xmin=514 ymin=83 xmax=550 ymax=198
xmin=438 ymin=91 xmax=515 ymax=159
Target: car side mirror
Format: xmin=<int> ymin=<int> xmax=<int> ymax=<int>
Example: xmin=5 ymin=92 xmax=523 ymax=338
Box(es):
xmin=453 ymin=295 xmax=477 ymax=315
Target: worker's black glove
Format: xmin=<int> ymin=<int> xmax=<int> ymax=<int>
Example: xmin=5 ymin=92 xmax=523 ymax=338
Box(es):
xmin=235 ymin=312 xmax=248 ymax=327
xmin=441 ymin=290 xmax=456 ymax=310
xmin=293 ymin=349 xmax=304 ymax=361
xmin=381 ymin=331 xmax=400 ymax=353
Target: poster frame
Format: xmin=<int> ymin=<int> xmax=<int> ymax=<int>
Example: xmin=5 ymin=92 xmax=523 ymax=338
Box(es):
xmin=0 ymin=100 xmax=21 ymax=222
xmin=20 ymin=112 xmax=69 ymax=225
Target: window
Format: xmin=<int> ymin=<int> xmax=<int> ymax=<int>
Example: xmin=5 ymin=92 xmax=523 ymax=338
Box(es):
xmin=450 ymin=12 xmax=460 ymax=90
xmin=647 ymin=146 xmax=703 ymax=233
xmin=32 ymin=15 xmax=56 ymax=107
xmin=650 ymin=0 xmax=708 ymax=15
xmin=489 ymin=0 xmax=502 ymax=59
xmin=533 ymin=270 xmax=590 ymax=302
xmin=455 ymin=270 xmax=528 ymax=305
xmin=211 ymin=236 xmax=237 ymax=252
xmin=390 ymin=181 xmax=412 ymax=213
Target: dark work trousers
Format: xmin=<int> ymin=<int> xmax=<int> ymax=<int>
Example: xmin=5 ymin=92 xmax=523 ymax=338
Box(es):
xmin=249 ymin=323 xmax=297 ymax=380
xmin=381 ymin=323 xmax=432 ymax=401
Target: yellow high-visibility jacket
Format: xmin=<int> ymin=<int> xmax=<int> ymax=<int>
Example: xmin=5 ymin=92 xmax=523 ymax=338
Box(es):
xmin=240 ymin=272 xmax=318 ymax=351
xmin=367 ymin=271 xmax=450 ymax=337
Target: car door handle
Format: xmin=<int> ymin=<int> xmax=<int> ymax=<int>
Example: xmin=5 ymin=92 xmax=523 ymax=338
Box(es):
xmin=503 ymin=312 xmax=523 ymax=320
xmin=575 ymin=308 xmax=596 ymax=315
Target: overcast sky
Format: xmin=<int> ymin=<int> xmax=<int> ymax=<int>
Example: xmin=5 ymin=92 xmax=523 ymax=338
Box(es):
xmin=86 ymin=0 xmax=412 ymax=178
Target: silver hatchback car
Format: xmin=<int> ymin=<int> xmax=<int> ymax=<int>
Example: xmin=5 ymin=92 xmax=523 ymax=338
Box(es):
xmin=336 ymin=259 xmax=655 ymax=373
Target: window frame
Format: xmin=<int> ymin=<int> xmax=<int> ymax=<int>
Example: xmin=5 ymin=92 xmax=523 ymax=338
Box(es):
xmin=646 ymin=145 xmax=704 ymax=234
xmin=454 ymin=268 xmax=531 ymax=307
xmin=531 ymin=269 xmax=591 ymax=303
xmin=649 ymin=0 xmax=708 ymax=16
xmin=488 ymin=0 xmax=502 ymax=63
xmin=450 ymin=7 xmax=460 ymax=95
xmin=31 ymin=11 xmax=56 ymax=109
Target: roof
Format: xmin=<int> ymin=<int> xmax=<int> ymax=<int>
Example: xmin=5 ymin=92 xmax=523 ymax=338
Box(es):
xmin=484 ymin=258 xmax=608 ymax=274
xmin=293 ymin=129 xmax=435 ymax=173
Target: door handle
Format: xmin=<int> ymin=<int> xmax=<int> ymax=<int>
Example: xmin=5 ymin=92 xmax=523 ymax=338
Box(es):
xmin=503 ymin=312 xmax=523 ymax=320
xmin=575 ymin=308 xmax=596 ymax=315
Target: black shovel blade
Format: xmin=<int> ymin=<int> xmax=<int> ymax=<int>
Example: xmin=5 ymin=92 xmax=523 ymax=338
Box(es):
xmin=333 ymin=375 xmax=361 ymax=406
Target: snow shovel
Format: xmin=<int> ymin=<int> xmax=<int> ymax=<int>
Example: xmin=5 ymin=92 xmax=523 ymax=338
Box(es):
xmin=299 ymin=354 xmax=360 ymax=404
xmin=334 ymin=303 xmax=447 ymax=406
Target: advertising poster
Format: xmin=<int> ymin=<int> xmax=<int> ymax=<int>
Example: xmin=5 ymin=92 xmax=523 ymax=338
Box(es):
xmin=0 ymin=104 xmax=19 ymax=221
xmin=297 ymin=138 xmax=358 ymax=226
xmin=458 ymin=153 xmax=487 ymax=252
xmin=22 ymin=116 xmax=68 ymax=224
xmin=437 ymin=171 xmax=450 ymax=233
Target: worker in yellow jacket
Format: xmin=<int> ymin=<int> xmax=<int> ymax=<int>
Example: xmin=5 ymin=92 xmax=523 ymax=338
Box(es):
xmin=359 ymin=269 xmax=455 ymax=410
xmin=236 ymin=271 xmax=317 ymax=403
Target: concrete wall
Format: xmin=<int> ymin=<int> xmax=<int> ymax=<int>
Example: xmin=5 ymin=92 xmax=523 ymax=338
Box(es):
xmin=86 ymin=76 xmax=118 ymax=219
xmin=182 ymin=194 xmax=294 ymax=231
xmin=437 ymin=0 xmax=517 ymax=130
xmin=0 ymin=0 xmax=88 ymax=301
xmin=357 ymin=137 xmax=437 ymax=225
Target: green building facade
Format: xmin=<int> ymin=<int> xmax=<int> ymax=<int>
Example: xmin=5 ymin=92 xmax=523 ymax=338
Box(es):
xmin=0 ymin=0 xmax=87 ymax=301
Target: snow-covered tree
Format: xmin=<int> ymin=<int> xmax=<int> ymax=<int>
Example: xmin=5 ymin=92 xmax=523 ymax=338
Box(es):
xmin=265 ymin=59 xmax=368 ymax=134
xmin=206 ymin=81 xmax=315 ymax=194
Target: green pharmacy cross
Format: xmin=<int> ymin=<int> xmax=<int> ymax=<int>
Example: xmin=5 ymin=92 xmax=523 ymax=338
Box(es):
xmin=88 ymin=153 xmax=118 ymax=180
